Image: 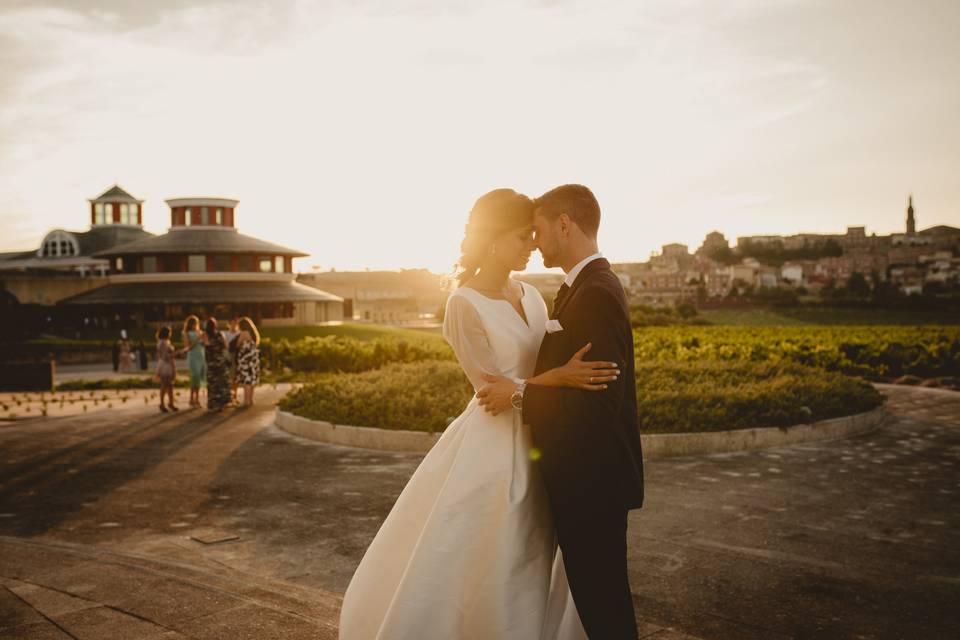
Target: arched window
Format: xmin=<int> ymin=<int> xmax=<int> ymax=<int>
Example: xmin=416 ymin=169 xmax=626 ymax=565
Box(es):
xmin=38 ymin=230 xmax=80 ymax=259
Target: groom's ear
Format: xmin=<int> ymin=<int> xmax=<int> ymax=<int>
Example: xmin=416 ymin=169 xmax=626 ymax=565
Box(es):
xmin=557 ymin=212 xmax=572 ymax=237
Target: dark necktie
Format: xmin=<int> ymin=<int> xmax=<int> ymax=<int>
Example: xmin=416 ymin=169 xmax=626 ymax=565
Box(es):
xmin=552 ymin=283 xmax=570 ymax=317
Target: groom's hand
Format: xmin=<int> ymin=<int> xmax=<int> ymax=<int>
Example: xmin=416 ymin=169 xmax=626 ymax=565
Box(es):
xmin=476 ymin=374 xmax=515 ymax=416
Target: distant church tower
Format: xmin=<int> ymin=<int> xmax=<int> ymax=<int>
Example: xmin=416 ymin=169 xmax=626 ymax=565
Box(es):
xmin=906 ymin=194 xmax=916 ymax=234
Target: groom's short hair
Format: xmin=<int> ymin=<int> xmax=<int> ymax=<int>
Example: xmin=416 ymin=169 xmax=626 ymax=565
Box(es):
xmin=534 ymin=184 xmax=600 ymax=238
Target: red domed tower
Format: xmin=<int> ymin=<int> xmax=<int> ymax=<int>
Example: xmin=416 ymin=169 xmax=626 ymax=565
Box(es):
xmin=89 ymin=185 xmax=143 ymax=226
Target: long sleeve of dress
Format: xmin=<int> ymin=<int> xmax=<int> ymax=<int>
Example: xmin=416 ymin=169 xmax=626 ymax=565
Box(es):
xmin=442 ymin=293 xmax=504 ymax=392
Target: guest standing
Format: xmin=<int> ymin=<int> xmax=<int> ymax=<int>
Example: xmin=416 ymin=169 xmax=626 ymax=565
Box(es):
xmin=235 ymin=316 xmax=261 ymax=407
xmin=138 ymin=339 xmax=149 ymax=370
xmin=182 ymin=315 xmax=206 ymax=409
xmin=118 ymin=330 xmax=133 ymax=373
xmin=155 ymin=326 xmax=178 ymax=412
xmin=203 ymin=317 xmax=231 ymax=412
xmin=221 ymin=316 xmax=241 ymax=404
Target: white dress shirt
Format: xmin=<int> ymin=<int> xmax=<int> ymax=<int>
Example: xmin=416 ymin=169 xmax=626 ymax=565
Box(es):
xmin=564 ymin=252 xmax=604 ymax=287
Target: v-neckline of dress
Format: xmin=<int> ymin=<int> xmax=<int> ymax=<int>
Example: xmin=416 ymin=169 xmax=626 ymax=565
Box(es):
xmin=464 ymin=281 xmax=531 ymax=330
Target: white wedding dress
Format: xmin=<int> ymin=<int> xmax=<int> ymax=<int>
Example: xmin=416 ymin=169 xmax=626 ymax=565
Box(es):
xmin=339 ymin=280 xmax=587 ymax=640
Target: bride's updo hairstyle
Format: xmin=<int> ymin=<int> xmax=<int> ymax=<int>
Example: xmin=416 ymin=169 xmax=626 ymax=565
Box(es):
xmin=454 ymin=188 xmax=534 ymax=285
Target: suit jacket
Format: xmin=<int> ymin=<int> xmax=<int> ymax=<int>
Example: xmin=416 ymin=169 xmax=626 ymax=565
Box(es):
xmin=522 ymin=258 xmax=645 ymax=511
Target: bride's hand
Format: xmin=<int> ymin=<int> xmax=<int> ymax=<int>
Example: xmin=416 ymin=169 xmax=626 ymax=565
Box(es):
xmin=557 ymin=343 xmax=619 ymax=391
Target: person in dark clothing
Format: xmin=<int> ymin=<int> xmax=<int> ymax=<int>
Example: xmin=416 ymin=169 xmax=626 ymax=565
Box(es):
xmin=138 ymin=340 xmax=148 ymax=370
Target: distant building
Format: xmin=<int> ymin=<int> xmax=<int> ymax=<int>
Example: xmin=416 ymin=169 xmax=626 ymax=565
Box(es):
xmin=0 ymin=185 xmax=154 ymax=306
xmin=298 ymin=269 xmax=445 ymax=325
xmin=61 ymin=194 xmax=342 ymax=326
xmin=695 ymin=231 xmax=729 ymax=257
xmin=0 ymin=185 xmax=343 ymax=331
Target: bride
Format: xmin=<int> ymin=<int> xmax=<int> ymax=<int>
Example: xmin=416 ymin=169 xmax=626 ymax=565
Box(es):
xmin=338 ymin=189 xmax=620 ymax=639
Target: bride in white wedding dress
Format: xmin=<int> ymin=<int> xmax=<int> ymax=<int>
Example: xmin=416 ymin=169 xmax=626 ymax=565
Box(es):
xmin=338 ymin=190 xmax=620 ymax=640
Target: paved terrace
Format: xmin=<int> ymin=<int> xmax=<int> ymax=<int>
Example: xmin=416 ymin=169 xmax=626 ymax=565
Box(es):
xmin=0 ymin=384 xmax=958 ymax=639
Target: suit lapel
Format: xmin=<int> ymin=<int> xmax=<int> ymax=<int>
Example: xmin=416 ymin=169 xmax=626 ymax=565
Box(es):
xmin=554 ymin=258 xmax=610 ymax=319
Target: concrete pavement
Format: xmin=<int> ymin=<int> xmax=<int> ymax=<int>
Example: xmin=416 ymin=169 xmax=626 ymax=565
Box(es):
xmin=1 ymin=384 xmax=957 ymax=638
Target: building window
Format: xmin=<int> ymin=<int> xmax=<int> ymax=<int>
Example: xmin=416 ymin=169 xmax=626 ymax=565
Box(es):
xmin=275 ymin=256 xmax=284 ymax=273
xmin=238 ymin=255 xmax=255 ymax=272
xmin=120 ymin=203 xmax=129 ymax=224
xmin=116 ymin=257 xmax=124 ymax=272
xmin=215 ymin=208 xmax=223 ymax=225
xmin=142 ymin=256 xmax=157 ymax=273
xmin=188 ymin=255 xmax=206 ymax=272
xmin=212 ymin=255 xmax=231 ymax=271
xmin=259 ymin=257 xmax=273 ymax=272
xmin=184 ymin=208 xmax=192 ymax=226
xmin=95 ymin=203 xmax=106 ymax=224
xmin=39 ymin=230 xmax=79 ymax=259
xmin=200 ymin=206 xmax=209 ymax=225
xmin=160 ymin=255 xmax=180 ymax=272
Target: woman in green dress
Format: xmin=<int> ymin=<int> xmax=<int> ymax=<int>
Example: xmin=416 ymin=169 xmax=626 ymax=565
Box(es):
xmin=182 ymin=315 xmax=206 ymax=409
xmin=203 ymin=317 xmax=231 ymax=412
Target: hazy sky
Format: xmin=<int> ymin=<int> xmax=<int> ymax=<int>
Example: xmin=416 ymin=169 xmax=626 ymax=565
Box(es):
xmin=1 ymin=0 xmax=958 ymax=272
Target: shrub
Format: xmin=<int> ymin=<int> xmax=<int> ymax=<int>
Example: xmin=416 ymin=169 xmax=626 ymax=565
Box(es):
xmin=270 ymin=335 xmax=454 ymax=374
xmin=280 ymin=359 xmax=883 ymax=434
xmin=278 ymin=360 xmax=473 ymax=432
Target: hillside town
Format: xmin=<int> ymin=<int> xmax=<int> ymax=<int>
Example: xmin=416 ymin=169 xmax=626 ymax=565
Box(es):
xmin=612 ymin=196 xmax=960 ymax=307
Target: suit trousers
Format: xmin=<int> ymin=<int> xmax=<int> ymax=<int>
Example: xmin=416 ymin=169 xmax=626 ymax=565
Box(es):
xmin=554 ymin=504 xmax=638 ymax=639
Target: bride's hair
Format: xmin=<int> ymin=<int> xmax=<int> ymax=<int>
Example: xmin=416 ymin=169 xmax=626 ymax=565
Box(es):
xmin=454 ymin=188 xmax=534 ymax=285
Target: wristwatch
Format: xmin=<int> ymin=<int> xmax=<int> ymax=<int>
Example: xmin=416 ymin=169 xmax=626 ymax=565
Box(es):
xmin=511 ymin=380 xmax=527 ymax=410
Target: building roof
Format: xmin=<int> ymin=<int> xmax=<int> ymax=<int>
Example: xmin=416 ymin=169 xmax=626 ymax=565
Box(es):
xmin=90 ymin=185 xmax=142 ymax=203
xmin=75 ymin=225 xmax=154 ymax=255
xmin=59 ymin=280 xmax=343 ymax=305
xmin=93 ymin=227 xmax=308 ymax=258
xmin=0 ymin=226 xmax=153 ymax=271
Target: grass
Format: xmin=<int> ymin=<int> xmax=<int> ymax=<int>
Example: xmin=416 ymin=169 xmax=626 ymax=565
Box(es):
xmin=32 ymin=322 xmax=445 ymax=346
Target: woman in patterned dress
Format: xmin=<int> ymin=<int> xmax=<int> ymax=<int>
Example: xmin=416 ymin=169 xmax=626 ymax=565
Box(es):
xmin=202 ymin=317 xmax=231 ymax=412
xmin=235 ymin=316 xmax=261 ymax=407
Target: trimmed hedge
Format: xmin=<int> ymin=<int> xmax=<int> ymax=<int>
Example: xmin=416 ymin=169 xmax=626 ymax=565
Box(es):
xmin=279 ymin=359 xmax=883 ymax=434
xmin=278 ymin=361 xmax=473 ymax=433
xmin=270 ymin=335 xmax=454 ymax=373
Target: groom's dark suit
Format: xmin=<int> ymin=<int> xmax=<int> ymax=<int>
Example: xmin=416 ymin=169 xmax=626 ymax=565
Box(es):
xmin=522 ymin=257 xmax=644 ymax=639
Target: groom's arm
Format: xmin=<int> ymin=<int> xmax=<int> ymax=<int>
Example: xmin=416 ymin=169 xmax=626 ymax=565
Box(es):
xmin=522 ymin=284 xmax=630 ymax=431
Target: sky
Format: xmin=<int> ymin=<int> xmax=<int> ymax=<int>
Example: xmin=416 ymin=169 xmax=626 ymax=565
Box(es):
xmin=0 ymin=0 xmax=958 ymax=273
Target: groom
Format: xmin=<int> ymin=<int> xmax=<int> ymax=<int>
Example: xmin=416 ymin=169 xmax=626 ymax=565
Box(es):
xmin=478 ymin=184 xmax=644 ymax=639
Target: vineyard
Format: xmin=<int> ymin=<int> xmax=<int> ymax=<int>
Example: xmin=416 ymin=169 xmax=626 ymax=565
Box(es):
xmin=632 ymin=325 xmax=960 ymax=381
xmin=266 ymin=325 xmax=960 ymax=383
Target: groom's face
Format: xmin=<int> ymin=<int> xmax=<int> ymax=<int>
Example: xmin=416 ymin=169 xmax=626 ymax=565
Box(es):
xmin=532 ymin=209 xmax=561 ymax=268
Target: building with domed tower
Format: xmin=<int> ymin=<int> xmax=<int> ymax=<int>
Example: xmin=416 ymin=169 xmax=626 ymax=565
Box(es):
xmin=60 ymin=195 xmax=342 ymax=327
xmin=0 ymin=185 xmax=154 ymax=307
xmin=0 ymin=185 xmax=342 ymax=333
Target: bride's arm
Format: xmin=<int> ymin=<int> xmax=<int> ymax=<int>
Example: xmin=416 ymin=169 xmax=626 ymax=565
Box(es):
xmin=526 ymin=342 xmax=619 ymax=390
xmin=442 ymin=293 xmax=509 ymax=392
xmin=476 ymin=343 xmax=618 ymax=416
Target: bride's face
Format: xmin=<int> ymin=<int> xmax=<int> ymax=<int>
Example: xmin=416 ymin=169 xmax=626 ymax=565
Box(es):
xmin=491 ymin=225 xmax=535 ymax=272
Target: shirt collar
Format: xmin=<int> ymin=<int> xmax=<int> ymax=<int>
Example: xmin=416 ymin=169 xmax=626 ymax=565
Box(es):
xmin=564 ymin=252 xmax=603 ymax=287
